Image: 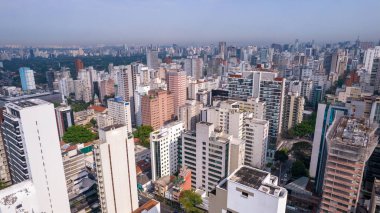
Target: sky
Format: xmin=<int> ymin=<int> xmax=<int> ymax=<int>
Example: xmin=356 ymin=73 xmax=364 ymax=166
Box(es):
xmin=1 ymin=0 xmax=380 ymax=46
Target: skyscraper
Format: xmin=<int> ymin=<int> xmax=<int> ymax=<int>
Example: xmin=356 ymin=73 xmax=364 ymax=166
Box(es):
xmin=55 ymin=105 xmax=75 ymax=138
xmin=19 ymin=67 xmax=36 ymax=91
xmin=166 ymin=69 xmax=187 ymax=116
xmin=1 ymin=99 xmax=70 ymax=212
xmin=94 ymin=124 xmax=138 ymax=213
xmin=74 ymin=59 xmax=84 ymax=72
xmin=282 ymin=92 xmax=304 ymax=131
xmin=117 ymin=65 xmax=137 ymax=124
xmin=141 ymin=89 xmax=174 ymax=130
xmin=219 ymin=41 xmax=227 ymax=60
xmin=150 ymin=121 xmax=184 ymax=181
xmin=147 ymin=50 xmax=160 ymax=69
xmin=107 ymin=97 xmax=133 ymax=133
xmin=321 ymin=117 xmax=378 ymax=212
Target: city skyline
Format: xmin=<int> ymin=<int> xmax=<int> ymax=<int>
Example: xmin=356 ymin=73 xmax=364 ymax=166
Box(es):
xmin=1 ymin=0 xmax=380 ymax=46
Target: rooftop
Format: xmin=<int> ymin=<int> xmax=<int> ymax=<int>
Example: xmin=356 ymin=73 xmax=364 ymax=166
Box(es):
xmin=101 ymin=124 xmax=125 ymax=132
xmin=229 ymin=166 xmax=269 ymax=189
xmin=133 ymin=199 xmax=159 ymax=213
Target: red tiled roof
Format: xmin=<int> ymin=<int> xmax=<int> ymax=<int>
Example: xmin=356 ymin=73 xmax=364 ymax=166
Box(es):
xmin=88 ymin=105 xmax=106 ymax=112
xmin=133 ymin=199 xmax=159 ymax=213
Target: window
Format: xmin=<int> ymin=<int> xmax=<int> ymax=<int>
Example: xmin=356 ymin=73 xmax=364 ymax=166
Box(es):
xmin=241 ymin=191 xmax=249 ymax=198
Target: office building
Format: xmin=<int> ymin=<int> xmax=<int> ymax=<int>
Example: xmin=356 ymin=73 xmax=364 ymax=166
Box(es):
xmin=181 ymin=122 xmax=244 ymax=191
xmin=219 ymin=41 xmax=227 ymax=60
xmin=209 ymin=166 xmax=287 ymax=213
xmin=178 ymin=100 xmax=203 ymax=131
xmin=1 ymin=99 xmax=70 ymax=212
xmin=321 ymin=117 xmax=378 ymax=212
xmin=151 ymin=121 xmax=184 ymax=181
xmin=282 ymin=92 xmax=304 ymax=131
xmin=166 ymin=69 xmax=187 ymax=116
xmin=141 ymin=90 xmax=174 ymax=130
xmin=19 ymin=67 xmax=36 ymax=91
xmin=55 ymin=105 xmax=75 ymax=138
xmin=94 ymin=124 xmax=138 ymax=213
xmin=107 ymin=96 xmax=133 ymax=133
xmin=147 ymin=50 xmax=160 ymax=69
xmin=309 ymin=103 xmax=348 ymax=194
xmin=184 ymin=56 xmax=204 ymax=80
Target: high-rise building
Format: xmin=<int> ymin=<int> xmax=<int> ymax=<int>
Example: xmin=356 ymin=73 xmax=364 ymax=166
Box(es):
xmin=19 ymin=67 xmax=36 ymax=91
xmin=166 ymin=69 xmax=187 ymax=116
xmin=55 ymin=105 xmax=75 ymax=138
xmin=218 ymin=41 xmax=227 ymax=60
xmin=244 ymin=117 xmax=269 ymax=169
xmin=369 ymin=179 xmax=380 ymax=213
xmin=46 ymin=70 xmax=55 ymax=90
xmin=1 ymin=99 xmax=70 ymax=212
xmin=181 ymin=122 xmax=244 ymax=191
xmin=107 ymin=97 xmax=133 ymax=133
xmin=321 ymin=117 xmax=378 ymax=212
xmin=117 ymin=65 xmax=137 ymax=124
xmin=282 ymin=92 xmax=304 ymax=131
xmin=184 ymin=56 xmax=204 ymax=80
xmin=94 ymin=124 xmax=138 ymax=213
xmin=179 ymin=100 xmax=203 ymax=131
xmin=147 ymin=50 xmax=160 ymax=69
xmin=363 ymin=46 xmax=380 ymax=73
xmin=0 ymin=108 xmax=11 ymax=187
xmin=209 ymin=166 xmax=287 ymax=213
xmin=99 ymin=78 xmax=115 ymax=103
xmin=141 ymin=89 xmax=174 ymax=130
xmin=150 ymin=121 xmax=184 ymax=181
xmin=74 ymin=59 xmax=84 ymax=72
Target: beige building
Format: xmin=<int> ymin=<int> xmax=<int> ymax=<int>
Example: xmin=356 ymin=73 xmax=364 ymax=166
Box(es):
xmin=282 ymin=92 xmax=304 ymax=131
xmin=141 ymin=90 xmax=174 ymax=130
xmin=321 ymin=117 xmax=378 ymax=212
xmin=179 ymin=100 xmax=203 ymax=131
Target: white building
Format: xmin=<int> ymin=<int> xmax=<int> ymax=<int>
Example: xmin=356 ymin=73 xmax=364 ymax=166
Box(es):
xmin=209 ymin=166 xmax=287 ymax=213
xmin=107 ymin=97 xmax=132 ymax=133
xmin=96 ymin=113 xmax=114 ymax=128
xmin=94 ymin=124 xmax=138 ymax=213
xmin=363 ymin=46 xmax=380 ymax=73
xmin=150 ymin=121 xmax=184 ymax=181
xmin=181 ymin=122 xmax=244 ymax=191
xmin=1 ymin=99 xmax=70 ymax=212
xmin=134 ymin=85 xmax=150 ymax=126
xmin=244 ymin=117 xmax=269 ymax=169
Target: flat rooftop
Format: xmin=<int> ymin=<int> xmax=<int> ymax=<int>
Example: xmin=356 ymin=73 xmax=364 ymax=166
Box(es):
xmin=229 ymin=166 xmax=269 ymax=189
xmin=101 ymin=124 xmax=125 ymax=132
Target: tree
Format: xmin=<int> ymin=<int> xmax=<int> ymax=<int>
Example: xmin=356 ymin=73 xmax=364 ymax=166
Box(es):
xmin=90 ymin=118 xmax=97 ymax=127
xmin=291 ymin=160 xmax=308 ymax=178
xmin=63 ymin=125 xmax=97 ymax=144
xmin=133 ymin=125 xmax=154 ymax=148
xmin=179 ymin=190 xmax=203 ymax=213
xmin=274 ymin=149 xmax=289 ymax=163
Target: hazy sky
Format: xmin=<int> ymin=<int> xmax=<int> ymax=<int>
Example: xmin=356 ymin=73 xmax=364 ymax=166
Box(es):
xmin=1 ymin=0 xmax=380 ymax=45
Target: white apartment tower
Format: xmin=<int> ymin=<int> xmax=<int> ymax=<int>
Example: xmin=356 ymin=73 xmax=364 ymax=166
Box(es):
xmin=179 ymin=100 xmax=203 ymax=131
xmin=150 ymin=121 xmax=184 ymax=181
xmin=1 ymin=99 xmax=70 ymax=212
xmin=244 ymin=117 xmax=269 ymax=169
xmin=107 ymin=97 xmax=133 ymax=133
xmin=94 ymin=124 xmax=138 ymax=213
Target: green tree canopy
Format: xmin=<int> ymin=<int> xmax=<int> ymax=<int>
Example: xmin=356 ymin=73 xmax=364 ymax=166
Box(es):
xmin=179 ymin=190 xmax=203 ymax=213
xmin=274 ymin=149 xmax=289 ymax=163
xmin=63 ymin=125 xmax=97 ymax=144
xmin=291 ymin=160 xmax=308 ymax=178
xmin=133 ymin=125 xmax=153 ymax=148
